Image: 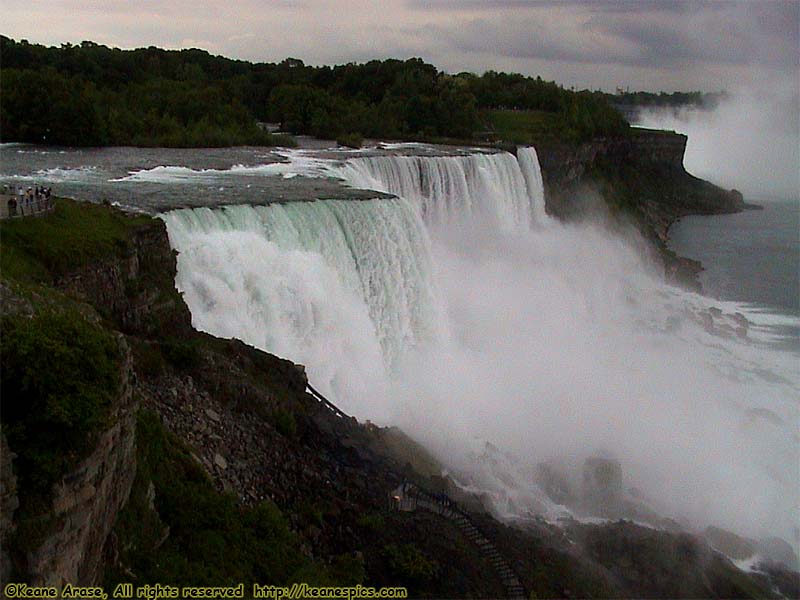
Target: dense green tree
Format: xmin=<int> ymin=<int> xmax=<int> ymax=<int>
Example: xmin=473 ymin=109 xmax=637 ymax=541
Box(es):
xmin=0 ymin=36 xmax=631 ymax=146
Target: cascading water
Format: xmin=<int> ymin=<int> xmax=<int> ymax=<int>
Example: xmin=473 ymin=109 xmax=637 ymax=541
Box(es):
xmin=162 ymin=197 xmax=441 ymax=418
xmin=337 ymin=150 xmax=545 ymax=229
xmin=516 ymin=146 xmax=548 ymax=221
xmin=162 ymin=146 xmax=799 ymax=554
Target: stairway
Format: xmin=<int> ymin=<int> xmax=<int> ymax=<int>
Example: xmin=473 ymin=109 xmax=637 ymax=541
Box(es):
xmin=391 ymin=483 xmax=526 ymax=599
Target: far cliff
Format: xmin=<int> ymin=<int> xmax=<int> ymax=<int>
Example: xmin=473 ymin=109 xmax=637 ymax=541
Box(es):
xmin=533 ymin=127 xmax=744 ymax=288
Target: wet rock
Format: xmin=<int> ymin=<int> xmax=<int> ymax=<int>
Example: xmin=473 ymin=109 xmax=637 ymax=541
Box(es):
xmin=753 ymin=561 xmax=800 ymax=599
xmin=535 ymin=462 xmax=575 ymax=506
xmin=703 ymin=526 xmax=756 ymax=560
xmin=745 ymin=407 xmax=784 ymax=427
xmin=732 ymin=312 xmax=749 ymax=328
xmin=582 ymin=457 xmax=623 ymax=516
xmin=700 ymin=311 xmax=715 ymax=333
xmin=214 ymin=453 xmax=228 ymax=470
xmin=757 ymin=536 xmax=800 ymax=570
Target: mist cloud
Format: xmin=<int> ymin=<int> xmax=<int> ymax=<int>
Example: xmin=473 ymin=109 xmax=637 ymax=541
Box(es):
xmin=636 ymin=81 xmax=800 ymax=201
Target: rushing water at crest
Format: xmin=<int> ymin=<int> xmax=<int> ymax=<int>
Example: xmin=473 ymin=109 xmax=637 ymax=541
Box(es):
xmin=338 ymin=149 xmax=544 ymax=230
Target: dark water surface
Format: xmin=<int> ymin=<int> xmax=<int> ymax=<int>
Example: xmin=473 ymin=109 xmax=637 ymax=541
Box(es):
xmin=669 ymin=199 xmax=800 ymax=348
xmin=0 ymin=143 xmax=387 ymax=212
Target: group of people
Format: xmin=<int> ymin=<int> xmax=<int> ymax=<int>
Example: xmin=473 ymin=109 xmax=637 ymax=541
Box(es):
xmin=3 ymin=184 xmax=54 ymax=217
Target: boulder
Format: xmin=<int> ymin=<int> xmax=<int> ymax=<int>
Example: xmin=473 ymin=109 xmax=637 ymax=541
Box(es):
xmin=535 ymin=462 xmax=575 ymax=506
xmin=582 ymin=457 xmax=623 ymax=516
xmin=703 ymin=526 xmax=756 ymax=560
xmin=757 ymin=536 xmax=799 ymax=570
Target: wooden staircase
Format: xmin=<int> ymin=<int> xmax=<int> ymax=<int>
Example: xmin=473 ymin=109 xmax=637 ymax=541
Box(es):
xmin=391 ymin=483 xmax=526 ymax=599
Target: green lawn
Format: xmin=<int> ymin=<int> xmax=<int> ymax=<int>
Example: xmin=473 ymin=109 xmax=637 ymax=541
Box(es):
xmin=0 ymin=198 xmax=152 ymax=281
xmin=484 ymin=109 xmax=571 ymax=145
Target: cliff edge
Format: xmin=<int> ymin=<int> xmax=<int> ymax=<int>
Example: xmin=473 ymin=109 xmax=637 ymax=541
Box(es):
xmin=533 ymin=128 xmax=744 ymax=288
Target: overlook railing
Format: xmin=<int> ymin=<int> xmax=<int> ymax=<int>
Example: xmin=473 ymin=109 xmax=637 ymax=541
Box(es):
xmin=1 ymin=193 xmax=55 ymax=220
xmin=306 ymin=383 xmax=352 ymax=421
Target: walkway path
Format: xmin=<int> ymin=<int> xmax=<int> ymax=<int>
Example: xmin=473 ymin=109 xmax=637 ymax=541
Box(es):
xmin=391 ymin=483 xmax=527 ymax=599
xmin=304 ymin=384 xmax=526 ymax=598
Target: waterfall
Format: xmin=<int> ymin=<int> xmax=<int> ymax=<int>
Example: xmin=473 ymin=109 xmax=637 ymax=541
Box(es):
xmin=336 ymin=150 xmax=545 ymax=230
xmin=161 ymin=197 xmax=442 ymax=418
xmin=159 ymin=148 xmax=547 ymax=413
xmin=160 ymin=146 xmax=798 ymax=546
xmin=517 ymin=146 xmax=547 ymax=221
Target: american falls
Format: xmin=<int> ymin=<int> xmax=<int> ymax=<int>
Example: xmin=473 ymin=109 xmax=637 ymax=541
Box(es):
xmin=161 ymin=147 xmax=799 ymax=553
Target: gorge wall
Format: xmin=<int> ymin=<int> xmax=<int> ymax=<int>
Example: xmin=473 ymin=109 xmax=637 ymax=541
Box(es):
xmin=0 ymin=213 xmax=189 ymax=586
xmin=18 ymin=337 xmax=137 ymax=586
xmin=54 ymin=221 xmax=192 ymax=339
xmin=532 ymin=128 xmax=744 ymax=288
xmin=535 ymin=129 xmax=744 ymax=236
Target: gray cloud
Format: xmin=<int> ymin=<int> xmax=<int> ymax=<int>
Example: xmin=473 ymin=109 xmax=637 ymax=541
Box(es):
xmin=589 ymin=3 xmax=799 ymax=67
xmin=427 ymin=17 xmax=635 ymax=66
xmin=1 ymin=0 xmax=797 ymax=92
xmin=423 ymin=2 xmax=798 ymax=71
xmin=406 ymin=0 xmax=727 ymax=15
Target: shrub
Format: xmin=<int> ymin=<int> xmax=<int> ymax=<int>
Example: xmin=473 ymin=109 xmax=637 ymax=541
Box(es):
xmin=357 ymin=513 xmax=385 ymax=531
xmin=162 ymin=339 xmax=201 ymax=370
xmin=272 ymin=408 xmax=297 ymax=438
xmin=1 ymin=309 xmax=121 ymax=495
xmin=131 ymin=339 xmax=166 ymax=378
xmin=337 ymin=132 xmax=363 ymax=149
xmin=384 ymin=543 xmax=437 ymax=586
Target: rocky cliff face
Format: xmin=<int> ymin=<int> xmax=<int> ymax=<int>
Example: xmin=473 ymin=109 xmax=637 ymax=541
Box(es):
xmin=536 ymin=129 xmax=687 ymax=190
xmin=536 ymin=130 xmax=743 ymax=231
xmin=55 ymin=219 xmax=192 ymax=338
xmin=0 ymin=215 xmax=182 ymax=588
xmin=21 ymin=337 xmax=137 ymax=586
xmin=0 ymin=433 xmax=19 ymax=585
xmin=533 ymin=128 xmax=743 ymax=288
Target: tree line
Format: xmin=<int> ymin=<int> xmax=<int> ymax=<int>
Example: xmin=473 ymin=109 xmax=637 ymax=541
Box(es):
xmin=603 ymin=89 xmax=727 ymax=109
xmin=1 ymin=36 xmax=629 ymax=147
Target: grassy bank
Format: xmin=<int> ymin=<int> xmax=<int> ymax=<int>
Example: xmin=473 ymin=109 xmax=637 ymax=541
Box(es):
xmin=0 ymin=198 xmax=152 ymax=281
xmin=485 ymin=108 xmax=632 ymax=146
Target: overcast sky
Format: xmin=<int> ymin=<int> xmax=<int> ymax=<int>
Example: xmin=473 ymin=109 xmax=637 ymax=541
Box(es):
xmin=2 ymin=0 xmax=798 ymax=93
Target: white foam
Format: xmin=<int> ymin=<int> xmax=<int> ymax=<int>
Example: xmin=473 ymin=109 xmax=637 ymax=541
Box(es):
xmin=1 ymin=166 xmax=98 ymax=182
xmin=110 ymin=152 xmax=337 ymax=183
